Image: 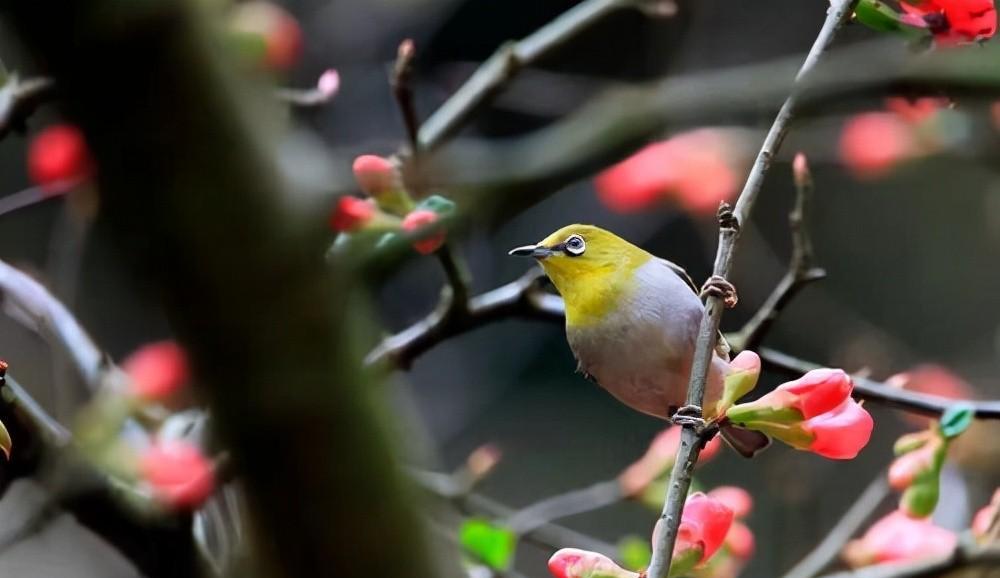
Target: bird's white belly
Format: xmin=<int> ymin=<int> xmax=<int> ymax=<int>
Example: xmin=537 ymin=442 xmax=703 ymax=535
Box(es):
xmin=565 ymin=260 xmax=726 ymax=419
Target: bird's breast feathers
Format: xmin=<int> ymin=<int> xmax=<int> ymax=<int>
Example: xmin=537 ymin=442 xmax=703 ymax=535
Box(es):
xmin=565 ymin=259 xmax=724 ymax=418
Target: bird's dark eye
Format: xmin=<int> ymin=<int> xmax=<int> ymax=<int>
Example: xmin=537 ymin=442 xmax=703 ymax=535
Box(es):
xmin=564 ymin=234 xmax=586 ymax=256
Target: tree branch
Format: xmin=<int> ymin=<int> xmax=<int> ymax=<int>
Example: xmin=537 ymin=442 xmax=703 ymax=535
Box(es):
xmin=645 ymin=2 xmax=857 ymax=577
xmin=728 ymin=154 xmax=826 ymax=352
xmin=0 ymin=76 xmax=55 ymax=141
xmin=0 ymin=258 xmax=104 ymax=391
xmin=417 ymin=0 xmax=637 ymax=151
xmin=760 ymin=347 xmax=1000 ymax=418
xmin=365 ymin=267 xmax=561 ymax=369
xmin=781 ymin=475 xmax=890 ymax=578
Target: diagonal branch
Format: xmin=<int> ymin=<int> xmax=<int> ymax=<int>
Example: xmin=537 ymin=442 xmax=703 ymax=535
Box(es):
xmin=780 ymin=474 xmax=890 ymax=578
xmin=817 ymin=541 xmax=1000 ymax=578
xmin=417 ymin=0 xmax=638 ymax=151
xmin=0 ymin=76 xmax=55 ymax=141
xmin=365 ymin=267 xmax=561 ymax=369
xmin=645 ymin=2 xmax=858 ymax=577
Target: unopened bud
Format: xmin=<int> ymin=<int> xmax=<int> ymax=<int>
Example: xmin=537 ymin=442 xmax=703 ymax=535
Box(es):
xmin=793 ymin=152 xmax=812 ymax=190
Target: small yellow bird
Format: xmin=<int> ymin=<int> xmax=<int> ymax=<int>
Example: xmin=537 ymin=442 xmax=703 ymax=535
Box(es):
xmin=510 ymin=224 xmax=766 ymax=454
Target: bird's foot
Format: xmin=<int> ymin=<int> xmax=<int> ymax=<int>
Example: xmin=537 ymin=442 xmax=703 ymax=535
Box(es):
xmin=700 ymin=275 xmax=738 ymax=308
xmin=670 ymin=404 xmax=706 ymax=430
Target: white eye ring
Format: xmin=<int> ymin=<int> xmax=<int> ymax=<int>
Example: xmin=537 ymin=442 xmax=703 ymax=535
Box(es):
xmin=564 ymin=234 xmax=586 ymax=256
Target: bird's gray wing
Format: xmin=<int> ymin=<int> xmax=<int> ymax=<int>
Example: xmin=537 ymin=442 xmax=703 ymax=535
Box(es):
xmin=657 ymin=258 xmax=731 ymax=359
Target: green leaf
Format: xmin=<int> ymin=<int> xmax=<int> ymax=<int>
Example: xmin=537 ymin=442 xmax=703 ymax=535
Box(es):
xmin=854 ymin=0 xmax=906 ymax=32
xmin=415 ymin=194 xmax=456 ymax=217
xmin=618 ymin=535 xmax=652 ymax=571
xmin=939 ymin=403 xmax=975 ymax=439
xmin=459 ymin=518 xmax=516 ymax=570
xmin=0 ymin=418 xmax=10 ymax=459
xmin=901 ymin=479 xmax=939 ymax=518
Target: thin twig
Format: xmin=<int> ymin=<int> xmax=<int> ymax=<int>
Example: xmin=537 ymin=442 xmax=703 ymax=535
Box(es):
xmin=728 ymin=154 xmax=827 ymax=352
xmin=0 ymin=76 xmax=56 ymax=140
xmin=645 ymin=2 xmax=858 ymax=577
xmin=365 ymin=267 xmax=560 ymax=369
xmin=504 ymin=480 xmax=623 ymax=535
xmin=760 ymin=347 xmax=1000 ymax=418
xmin=392 ymin=39 xmax=420 ymax=152
xmin=0 ymin=258 xmax=104 ymax=390
xmin=781 ymin=475 xmax=891 ymax=578
xmin=2 ymin=372 xmax=72 ymax=446
xmin=417 ymin=0 xmax=634 ymax=150
xmin=818 ymin=542 xmax=1000 ymax=578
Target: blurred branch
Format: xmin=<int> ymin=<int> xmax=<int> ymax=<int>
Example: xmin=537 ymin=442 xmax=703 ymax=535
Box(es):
xmin=818 ymin=542 xmax=1000 ymax=578
xmin=504 ymin=479 xmax=623 ymax=535
xmin=365 ymin=267 xmax=561 ymax=369
xmin=0 ymin=76 xmax=55 ymax=140
xmin=781 ymin=474 xmax=890 ymax=578
xmin=646 ymin=2 xmax=857 ymax=576
xmin=417 ymin=0 xmax=638 ymax=150
xmin=0 ymin=258 xmax=104 ymax=391
xmin=392 ymin=39 xmax=420 ymax=152
xmin=2 ymin=371 xmax=71 ymax=447
xmin=728 ymin=155 xmax=826 ymax=352
xmin=414 ymin=469 xmax=619 ymax=556
xmin=760 ymin=348 xmax=1000 ymax=418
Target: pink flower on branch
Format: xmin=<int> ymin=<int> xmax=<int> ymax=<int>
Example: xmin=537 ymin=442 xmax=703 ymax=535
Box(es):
xmin=140 ymin=440 xmax=215 ymax=510
xmin=618 ymin=427 xmax=721 ymax=497
xmin=28 ymin=124 xmax=93 ymax=194
xmin=843 ymin=510 xmax=957 ymax=567
xmin=122 ymin=341 xmax=190 ymax=401
xmin=801 ymin=398 xmax=874 ymax=460
xmin=402 ymin=209 xmax=446 ymax=254
xmin=672 ymin=492 xmax=735 ymax=570
xmin=547 ymin=549 xmax=638 ymax=578
xmin=329 ymin=196 xmax=376 ymax=232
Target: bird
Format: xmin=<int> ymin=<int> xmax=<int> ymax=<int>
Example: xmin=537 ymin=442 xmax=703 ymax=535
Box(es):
xmin=510 ymin=224 xmax=767 ymax=456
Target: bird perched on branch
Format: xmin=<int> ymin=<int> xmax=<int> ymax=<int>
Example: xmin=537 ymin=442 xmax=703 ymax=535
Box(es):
xmin=510 ymin=224 xmax=767 ymax=456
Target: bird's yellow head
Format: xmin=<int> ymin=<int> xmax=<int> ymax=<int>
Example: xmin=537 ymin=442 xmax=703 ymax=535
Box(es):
xmin=509 ymin=224 xmax=652 ymax=325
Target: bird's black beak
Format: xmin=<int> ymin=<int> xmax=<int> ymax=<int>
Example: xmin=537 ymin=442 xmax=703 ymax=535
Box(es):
xmin=508 ymin=244 xmax=554 ymax=259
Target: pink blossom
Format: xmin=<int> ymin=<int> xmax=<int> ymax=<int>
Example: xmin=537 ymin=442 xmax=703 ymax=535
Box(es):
xmin=674 ymin=492 xmax=735 ymax=564
xmin=839 ymin=113 xmax=916 ymax=179
xmin=707 ymin=487 xmax=753 ymax=520
xmin=122 ymin=341 xmax=190 ymax=401
xmin=547 ymin=548 xmax=637 ymax=578
xmin=900 ymin=0 xmax=996 ymax=44
xmin=843 ymin=510 xmax=957 ymax=567
xmin=28 ymin=124 xmax=93 ymax=194
xmin=402 ymin=209 xmax=446 ymax=254
xmin=140 ymin=441 xmax=215 ymax=509
xmin=329 ymin=196 xmax=375 ymax=232
xmin=803 ymin=398 xmax=874 ymax=460
xmin=352 ymin=155 xmax=397 ymax=196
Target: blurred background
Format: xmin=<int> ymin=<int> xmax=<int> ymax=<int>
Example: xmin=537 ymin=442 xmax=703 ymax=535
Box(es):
xmin=0 ymin=0 xmax=999 ymax=576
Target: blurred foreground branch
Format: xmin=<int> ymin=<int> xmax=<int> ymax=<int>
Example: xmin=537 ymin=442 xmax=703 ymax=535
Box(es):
xmin=0 ymin=76 xmax=55 ymax=141
xmin=819 ymin=542 xmax=1000 ymax=578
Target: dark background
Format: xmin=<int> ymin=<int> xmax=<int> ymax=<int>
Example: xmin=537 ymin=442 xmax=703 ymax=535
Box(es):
xmin=1 ymin=0 xmax=999 ymax=576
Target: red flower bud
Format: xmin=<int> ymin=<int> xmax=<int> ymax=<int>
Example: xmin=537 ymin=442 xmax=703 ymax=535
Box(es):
xmin=547 ymin=548 xmax=637 ymax=578
xmin=329 ymin=196 xmax=375 ymax=232
xmin=843 ymin=510 xmax=956 ymax=568
xmin=140 ymin=441 xmax=215 ymax=509
xmin=674 ymin=492 xmax=734 ymax=565
xmin=839 ymin=112 xmax=916 ymax=179
xmin=802 ymin=398 xmax=874 ymax=460
xmin=888 ymin=436 xmax=942 ymax=491
xmin=402 ymin=209 xmax=446 ymax=254
xmin=122 ymin=341 xmax=189 ymax=401
xmin=352 ymin=155 xmax=397 ymax=196
xmin=885 ymin=97 xmax=949 ymax=124
xmin=28 ymin=124 xmax=93 ymax=193
xmin=727 ymin=368 xmax=852 ymax=424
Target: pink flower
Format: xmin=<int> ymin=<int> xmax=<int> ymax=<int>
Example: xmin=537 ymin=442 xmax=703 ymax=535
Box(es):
xmin=707 ymin=487 xmax=753 ymax=520
xmin=28 ymin=124 xmax=93 ymax=194
xmin=547 ymin=548 xmax=638 ymax=578
xmin=888 ymin=434 xmax=941 ymax=491
xmin=674 ymin=492 xmax=735 ymax=565
xmin=618 ymin=427 xmax=721 ymax=497
xmin=887 ymin=364 xmax=974 ymax=427
xmin=594 ymin=129 xmax=746 ymax=216
xmin=756 ymin=369 xmax=853 ymax=420
xmin=329 ymin=196 xmax=375 ymax=232
xmin=402 ymin=209 xmax=446 ymax=254
xmin=352 ymin=155 xmax=397 ymax=196
xmin=140 ymin=441 xmax=215 ymax=509
xmin=802 ymin=398 xmax=874 ymax=460
xmin=792 ymin=152 xmax=811 ymax=189
xmin=839 ymin=112 xmax=916 ymax=179
xmin=972 ymin=489 xmax=1000 ymax=539
xmin=122 ymin=341 xmax=190 ymax=401
xmin=724 ymin=522 xmax=755 ymax=560
xmin=843 ymin=510 xmax=957 ymax=567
